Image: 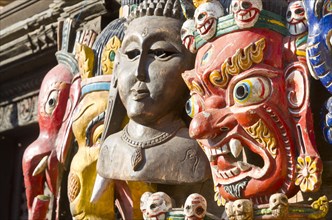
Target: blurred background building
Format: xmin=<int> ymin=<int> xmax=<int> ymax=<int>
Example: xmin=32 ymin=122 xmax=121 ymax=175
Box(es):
xmin=0 ymin=0 xmax=119 ymax=219
xmin=0 ymin=0 xmax=331 ymax=219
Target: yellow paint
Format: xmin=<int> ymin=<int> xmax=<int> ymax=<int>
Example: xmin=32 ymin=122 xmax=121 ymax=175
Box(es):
xmin=209 ymin=69 xmax=229 ymax=88
xmin=211 ymin=38 xmax=266 ymax=88
xmin=267 ymin=19 xmax=286 ymax=28
xmin=192 ymin=0 xmax=208 ymax=8
xmin=127 ymin=181 xmax=157 ymax=219
xmin=76 ymin=43 xmax=95 ymax=79
xmin=295 ymin=156 xmax=319 ymax=193
xmin=101 ymin=36 xmax=122 ymax=75
xmin=296 ymin=50 xmax=306 ymax=57
xmin=309 ymin=195 xmax=329 ymax=219
xmin=245 ymin=119 xmax=277 ymax=158
xmin=69 ymin=90 xmax=116 ymax=219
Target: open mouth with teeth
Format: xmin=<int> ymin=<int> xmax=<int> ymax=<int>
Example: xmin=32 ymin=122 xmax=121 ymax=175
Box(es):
xmin=183 ymin=36 xmax=195 ymax=51
xmin=235 ymin=8 xmax=260 ymax=23
xmin=287 ymin=20 xmax=307 ymax=35
xmin=200 ymin=132 xmax=270 ymax=194
xmin=197 ymin=18 xmax=215 ymax=36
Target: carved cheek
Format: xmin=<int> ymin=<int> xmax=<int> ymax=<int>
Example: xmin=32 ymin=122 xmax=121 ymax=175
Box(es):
xmin=233 ymin=109 xmax=260 ymax=128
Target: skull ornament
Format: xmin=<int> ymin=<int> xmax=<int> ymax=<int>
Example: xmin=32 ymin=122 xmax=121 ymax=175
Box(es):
xmin=269 ymin=193 xmax=289 ymax=218
xmin=141 ymin=192 xmax=153 ymax=219
xmin=194 ymin=0 xmax=224 ymax=41
xmin=181 ymin=19 xmax=197 ymax=53
xmin=286 ymin=1 xmax=307 ymax=35
xmin=231 ymin=0 xmax=262 ymax=29
xmin=233 ymin=199 xmax=253 ymax=220
xmin=145 ymin=192 xmax=172 ymax=220
xmin=225 ymin=202 xmax=235 ymax=220
xmin=184 ymin=193 xmax=207 ymax=220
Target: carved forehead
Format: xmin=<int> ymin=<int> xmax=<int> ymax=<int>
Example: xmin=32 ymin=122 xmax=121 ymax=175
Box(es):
xmin=122 ymin=16 xmax=183 ymax=48
xmin=195 ymin=29 xmax=283 ymax=73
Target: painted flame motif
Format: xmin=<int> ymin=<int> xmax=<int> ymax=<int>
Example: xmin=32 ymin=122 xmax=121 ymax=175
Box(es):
xmin=209 ymin=38 xmax=266 ymax=88
xmin=245 ymin=119 xmax=277 ymax=158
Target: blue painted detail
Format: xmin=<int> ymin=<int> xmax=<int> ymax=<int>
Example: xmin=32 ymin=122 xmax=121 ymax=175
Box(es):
xmin=81 ymin=82 xmax=110 ymax=96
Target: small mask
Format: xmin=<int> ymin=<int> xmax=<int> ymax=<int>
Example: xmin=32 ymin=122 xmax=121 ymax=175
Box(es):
xmin=231 ymin=0 xmax=262 ymax=29
xmin=184 ymin=193 xmax=207 ymax=220
xmin=144 ymin=192 xmax=172 ymax=220
xmin=269 ymin=193 xmax=289 ymax=218
xmin=233 ymin=199 xmax=253 ymax=220
xmin=194 ymin=0 xmax=224 ymax=41
xmin=286 ymin=1 xmax=307 ymax=35
xmin=181 ymin=19 xmax=197 ymax=53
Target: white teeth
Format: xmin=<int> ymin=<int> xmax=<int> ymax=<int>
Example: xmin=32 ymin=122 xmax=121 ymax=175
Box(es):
xmin=210 ymin=144 xmax=230 ymax=156
xmin=222 ymin=144 xmax=230 ymax=153
xmin=204 ymin=146 xmax=213 ymax=161
xmin=216 ymin=147 xmax=223 ymax=155
xmin=237 ymin=161 xmax=251 ymax=171
xmin=185 ymin=38 xmax=190 ymax=49
xmin=230 ymin=138 xmax=243 ymax=158
xmin=218 ymin=167 xmax=240 ymax=179
xmin=243 ymin=13 xmax=250 ymax=20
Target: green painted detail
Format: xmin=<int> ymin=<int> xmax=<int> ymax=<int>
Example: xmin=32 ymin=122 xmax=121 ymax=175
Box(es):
xmin=255 ymin=208 xmax=272 ymax=216
xmin=296 ymin=34 xmax=308 ymax=48
xmin=109 ymin=51 xmax=116 ymax=61
xmin=289 ymin=207 xmax=316 ymax=214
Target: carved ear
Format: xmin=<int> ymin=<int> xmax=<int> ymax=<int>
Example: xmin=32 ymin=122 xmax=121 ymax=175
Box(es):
xmin=284 ymin=62 xmax=309 ymax=117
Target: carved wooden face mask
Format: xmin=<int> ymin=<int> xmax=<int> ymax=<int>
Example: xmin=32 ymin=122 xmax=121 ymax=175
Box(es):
xmin=22 ymin=63 xmax=72 ymax=217
xmin=68 ymin=75 xmax=114 ymax=219
xmin=182 ymin=29 xmax=322 ymax=203
xmin=194 ymin=0 xmax=224 ymax=41
xmin=231 ymin=0 xmax=262 ymax=29
xmin=286 ymin=1 xmax=307 ymax=36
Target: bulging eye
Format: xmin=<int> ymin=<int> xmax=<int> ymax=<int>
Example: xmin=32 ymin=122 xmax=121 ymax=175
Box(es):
xmin=233 ymin=77 xmax=270 ymax=105
xmin=186 ymin=95 xmax=204 ymax=118
xmin=45 ymin=90 xmax=59 ymax=115
xmin=323 ymin=0 xmax=332 ymax=16
xmin=234 ymin=82 xmax=250 ymax=101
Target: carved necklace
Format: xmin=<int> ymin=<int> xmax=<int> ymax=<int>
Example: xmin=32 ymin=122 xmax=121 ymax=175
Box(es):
xmin=121 ymin=121 xmax=183 ymax=171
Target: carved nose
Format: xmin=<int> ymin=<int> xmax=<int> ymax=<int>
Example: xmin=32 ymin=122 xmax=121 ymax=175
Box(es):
xmin=189 ymin=109 xmax=237 ymax=139
xmin=135 ymin=55 xmax=147 ymax=82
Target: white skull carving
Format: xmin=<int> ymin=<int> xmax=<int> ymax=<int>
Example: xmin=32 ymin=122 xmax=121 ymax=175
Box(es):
xmin=145 ymin=192 xmax=172 ymax=220
xmin=184 ymin=193 xmax=207 ymax=220
xmin=231 ymin=0 xmax=262 ymax=29
xmin=286 ymin=0 xmax=307 ymax=35
xmin=141 ymin=192 xmax=153 ymax=219
xmin=225 ymin=202 xmax=235 ymax=220
xmin=181 ymin=19 xmax=197 ymax=53
xmin=194 ymin=0 xmax=224 ymax=41
xmin=233 ymin=199 xmax=253 ymax=220
xmin=269 ymin=193 xmax=289 ymax=218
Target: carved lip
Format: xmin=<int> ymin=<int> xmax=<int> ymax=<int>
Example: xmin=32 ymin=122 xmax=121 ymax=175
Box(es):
xmin=287 ymin=18 xmax=306 ymax=25
xmin=197 ymin=18 xmax=214 ymax=36
xmin=235 ymin=8 xmax=259 ymax=23
xmin=131 ymin=85 xmax=150 ymax=101
xmin=200 ymin=129 xmax=269 ymax=185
